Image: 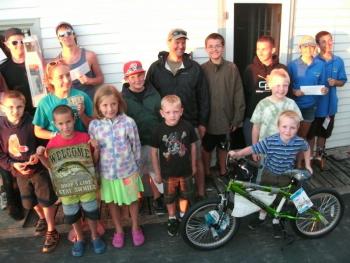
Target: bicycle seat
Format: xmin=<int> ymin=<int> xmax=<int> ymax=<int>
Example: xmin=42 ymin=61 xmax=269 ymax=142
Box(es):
xmin=289 ymin=169 xmax=312 ymax=181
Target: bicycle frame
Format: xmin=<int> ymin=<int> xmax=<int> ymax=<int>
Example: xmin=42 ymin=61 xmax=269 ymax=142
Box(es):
xmin=226 ymin=179 xmax=323 ymax=222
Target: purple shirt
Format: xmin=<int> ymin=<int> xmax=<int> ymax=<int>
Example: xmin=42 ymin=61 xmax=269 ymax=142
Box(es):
xmin=88 ymin=113 xmax=141 ymax=180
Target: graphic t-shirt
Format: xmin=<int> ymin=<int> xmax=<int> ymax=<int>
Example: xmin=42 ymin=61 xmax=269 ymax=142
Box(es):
xmin=151 ymin=119 xmax=198 ymax=178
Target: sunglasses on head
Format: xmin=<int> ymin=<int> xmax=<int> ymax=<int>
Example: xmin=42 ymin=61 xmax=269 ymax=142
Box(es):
xmin=46 ymin=59 xmax=66 ymax=75
xmin=11 ymin=40 xmax=24 ymax=46
xmin=57 ymin=30 xmax=74 ymax=38
xmin=172 ymin=30 xmax=187 ymax=37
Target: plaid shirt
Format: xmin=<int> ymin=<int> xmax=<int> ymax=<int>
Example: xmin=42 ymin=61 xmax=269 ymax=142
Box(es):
xmin=88 ymin=113 xmax=141 ymax=180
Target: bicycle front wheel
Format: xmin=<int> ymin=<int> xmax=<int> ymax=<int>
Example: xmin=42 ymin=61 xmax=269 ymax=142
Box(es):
xmin=291 ymin=188 xmax=344 ymax=238
xmin=180 ymin=198 xmax=239 ymax=250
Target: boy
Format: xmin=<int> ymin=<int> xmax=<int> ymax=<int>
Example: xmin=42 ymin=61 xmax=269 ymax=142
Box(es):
xmin=229 ymin=110 xmax=312 ymax=238
xmin=0 ymin=90 xmax=59 ymax=253
xmin=150 ymin=95 xmax=197 ymax=236
xmin=201 ymin=33 xmax=245 ymax=177
xmin=122 ymin=60 xmax=165 ymax=214
xmin=243 ymin=36 xmax=288 ymax=145
xmin=307 ymin=31 xmax=347 ymax=167
xmin=37 ymin=105 xmax=105 ymax=257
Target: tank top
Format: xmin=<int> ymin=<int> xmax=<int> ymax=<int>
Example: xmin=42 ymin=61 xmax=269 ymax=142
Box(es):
xmin=59 ymin=48 xmax=96 ymax=99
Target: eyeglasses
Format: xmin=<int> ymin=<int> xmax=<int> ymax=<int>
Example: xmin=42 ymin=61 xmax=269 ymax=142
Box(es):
xmin=11 ymin=40 xmax=24 ymax=46
xmin=57 ymin=30 xmax=74 ymax=38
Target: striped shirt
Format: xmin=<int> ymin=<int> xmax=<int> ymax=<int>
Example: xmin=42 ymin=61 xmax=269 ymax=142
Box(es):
xmin=252 ymin=134 xmax=309 ymax=175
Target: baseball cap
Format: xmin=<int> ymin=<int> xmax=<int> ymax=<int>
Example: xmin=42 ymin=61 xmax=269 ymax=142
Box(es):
xmin=298 ymin=35 xmax=316 ymax=47
xmin=55 ymin=22 xmax=74 ymax=35
xmin=123 ymin=61 xmax=145 ymax=77
xmin=167 ymin=28 xmax=188 ymax=41
xmin=4 ymin=28 xmax=24 ymax=41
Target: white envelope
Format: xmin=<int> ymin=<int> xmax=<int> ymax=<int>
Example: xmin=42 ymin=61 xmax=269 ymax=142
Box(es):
xmin=300 ymin=85 xmax=325 ymax=95
xmin=70 ymin=62 xmax=90 ymax=81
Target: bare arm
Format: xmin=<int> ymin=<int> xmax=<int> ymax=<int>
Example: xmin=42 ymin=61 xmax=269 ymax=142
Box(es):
xmin=150 ymin=147 xmax=162 ymax=184
xmin=303 ymin=148 xmax=313 ymax=174
xmin=81 ymin=51 xmax=104 ymax=86
xmin=34 ymin=125 xmax=55 ymax=140
xmin=228 ymin=146 xmax=253 ymax=159
xmin=191 ymin=142 xmax=197 ymax=176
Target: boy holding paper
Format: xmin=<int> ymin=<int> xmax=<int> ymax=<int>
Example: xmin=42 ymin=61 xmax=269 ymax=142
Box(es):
xmin=307 ymin=31 xmax=347 ymax=167
xmin=287 ymin=35 xmax=327 ymax=167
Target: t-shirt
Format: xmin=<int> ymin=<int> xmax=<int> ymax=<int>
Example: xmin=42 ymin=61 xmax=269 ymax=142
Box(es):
xmin=46 ymin=131 xmax=96 ymax=205
xmin=0 ymin=59 xmax=34 ymax=114
xmin=251 ymin=97 xmax=302 ymax=140
xmin=33 ymin=88 xmax=93 ymax=132
xmin=150 ymin=119 xmax=198 ymax=178
xmin=252 ymin=133 xmax=309 ymax=175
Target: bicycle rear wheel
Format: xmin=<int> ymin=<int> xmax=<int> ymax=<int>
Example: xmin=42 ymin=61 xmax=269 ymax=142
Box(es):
xmin=291 ymin=188 xmax=344 ymax=238
xmin=181 ymin=197 xmax=239 ymax=250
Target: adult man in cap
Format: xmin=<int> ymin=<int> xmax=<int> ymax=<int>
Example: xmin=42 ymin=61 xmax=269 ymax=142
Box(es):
xmin=146 ymin=28 xmax=209 ymax=199
xmin=55 ymin=22 xmax=104 ymax=99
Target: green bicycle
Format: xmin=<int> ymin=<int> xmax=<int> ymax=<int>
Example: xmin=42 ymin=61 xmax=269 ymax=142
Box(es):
xmin=181 ymin=157 xmax=344 ymax=250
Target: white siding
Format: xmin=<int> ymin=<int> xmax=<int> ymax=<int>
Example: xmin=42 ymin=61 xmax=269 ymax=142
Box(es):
xmin=292 ymin=0 xmax=350 ymax=148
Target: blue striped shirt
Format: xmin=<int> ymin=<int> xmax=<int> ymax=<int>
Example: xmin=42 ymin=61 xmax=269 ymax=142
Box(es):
xmin=252 ymin=134 xmax=309 ymax=175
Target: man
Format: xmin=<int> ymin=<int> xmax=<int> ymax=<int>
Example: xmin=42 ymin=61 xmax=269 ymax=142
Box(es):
xmin=146 ymin=28 xmax=210 ymax=199
xmin=243 ymin=35 xmax=287 ymax=146
xmin=55 ymin=22 xmax=104 ymax=99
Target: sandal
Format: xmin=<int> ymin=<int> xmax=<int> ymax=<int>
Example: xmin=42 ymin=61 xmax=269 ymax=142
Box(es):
xmin=34 ymin=219 xmax=47 ymax=237
xmin=112 ymin=232 xmax=124 ymax=248
xmin=42 ymin=229 xmax=59 ymax=253
xmin=132 ymin=229 xmax=145 ymax=246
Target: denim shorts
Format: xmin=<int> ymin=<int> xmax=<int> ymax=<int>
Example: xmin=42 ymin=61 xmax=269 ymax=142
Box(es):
xmin=62 ymin=199 xmax=99 ymax=224
xmin=300 ymin=106 xmax=316 ymax=122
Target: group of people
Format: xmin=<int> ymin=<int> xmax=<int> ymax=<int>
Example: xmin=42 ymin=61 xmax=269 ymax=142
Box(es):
xmin=0 ymin=22 xmax=347 ymax=256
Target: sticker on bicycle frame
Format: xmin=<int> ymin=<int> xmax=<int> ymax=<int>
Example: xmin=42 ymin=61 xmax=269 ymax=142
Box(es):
xmin=290 ymin=188 xmax=313 ymax=214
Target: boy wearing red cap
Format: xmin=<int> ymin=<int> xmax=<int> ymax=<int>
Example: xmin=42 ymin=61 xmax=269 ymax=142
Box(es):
xmin=121 ymin=61 xmax=166 ymax=214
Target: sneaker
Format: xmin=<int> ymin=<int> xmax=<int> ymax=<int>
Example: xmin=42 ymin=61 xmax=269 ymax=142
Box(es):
xmin=42 ymin=229 xmax=59 ymax=253
xmin=34 ymin=219 xmax=47 ymax=237
xmin=112 ymin=232 xmax=124 ymax=248
xmin=0 ymin=192 xmax=7 ymax=210
xmin=72 ymin=240 xmax=85 ymax=257
xmin=273 ymin=224 xmax=283 ymax=239
xmin=152 ymin=196 xmax=166 ymax=215
xmin=91 ymin=237 xmax=106 ymax=254
xmin=248 ymin=218 xmax=265 ymax=230
xmin=132 ymin=228 xmax=145 ymax=246
xmin=167 ymin=218 xmax=179 ymax=237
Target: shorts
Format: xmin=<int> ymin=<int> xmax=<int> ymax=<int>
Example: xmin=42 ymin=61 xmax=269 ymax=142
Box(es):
xmin=202 ymin=133 xmax=227 ymax=152
xmin=62 ymin=199 xmax=99 ymax=224
xmin=300 ymin=106 xmax=316 ymax=123
xmin=141 ymin=145 xmax=155 ymax=175
xmin=260 ymin=169 xmax=290 ymax=187
xmin=163 ymin=176 xmax=195 ymax=204
xmin=16 ymin=169 xmax=58 ymax=210
xmin=307 ymin=116 xmax=335 ymax=140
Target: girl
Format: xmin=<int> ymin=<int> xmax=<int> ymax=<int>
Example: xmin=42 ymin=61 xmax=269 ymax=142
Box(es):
xmin=33 ymin=59 xmax=93 ymax=139
xmin=88 ymin=85 xmax=145 ymax=248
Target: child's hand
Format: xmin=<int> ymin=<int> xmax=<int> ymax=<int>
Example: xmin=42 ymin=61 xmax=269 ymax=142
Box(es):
xmin=154 ymin=174 xmax=162 ymax=184
xmin=36 ymin=146 xmax=46 ymax=156
xmin=78 ymin=74 xmax=89 ymax=85
xmin=89 ymin=139 xmax=99 ymax=151
xmin=252 ymin=153 xmax=260 ymax=162
xmin=27 ymin=154 xmax=39 ymax=165
xmin=77 ymin=103 xmax=85 ymax=116
xmin=228 ymin=150 xmax=238 ymax=159
xmin=293 ymin=89 xmax=304 ymax=97
xmin=305 ymin=166 xmax=313 ymax=175
xmin=13 ymin=162 xmax=32 ymax=176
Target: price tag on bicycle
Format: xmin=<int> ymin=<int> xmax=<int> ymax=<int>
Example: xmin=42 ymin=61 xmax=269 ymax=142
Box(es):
xmin=290 ymin=188 xmax=314 ymax=214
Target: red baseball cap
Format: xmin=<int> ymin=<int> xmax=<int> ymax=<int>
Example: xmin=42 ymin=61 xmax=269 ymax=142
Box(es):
xmin=123 ymin=61 xmax=145 ymax=77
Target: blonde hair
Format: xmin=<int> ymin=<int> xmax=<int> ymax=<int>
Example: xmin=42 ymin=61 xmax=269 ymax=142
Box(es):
xmin=45 ymin=59 xmax=70 ymax=93
xmin=93 ymin=84 xmax=126 ymax=119
xmin=266 ymin=68 xmax=290 ymax=88
xmin=160 ymin=94 xmax=182 ymax=109
xmin=278 ymin=110 xmax=301 ymax=128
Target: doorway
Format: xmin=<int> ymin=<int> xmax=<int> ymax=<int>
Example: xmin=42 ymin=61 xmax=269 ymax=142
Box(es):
xmin=233 ymin=3 xmax=282 ymax=76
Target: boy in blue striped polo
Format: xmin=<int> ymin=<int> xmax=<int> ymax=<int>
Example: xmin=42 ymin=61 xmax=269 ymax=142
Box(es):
xmin=229 ymin=110 xmax=312 ymax=238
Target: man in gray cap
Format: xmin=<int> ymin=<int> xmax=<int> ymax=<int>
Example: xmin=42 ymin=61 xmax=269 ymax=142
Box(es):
xmin=146 ymin=28 xmax=210 ymax=201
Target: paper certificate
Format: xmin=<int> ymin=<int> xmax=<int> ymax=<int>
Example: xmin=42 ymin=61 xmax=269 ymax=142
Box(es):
xmin=70 ymin=62 xmax=91 ymax=81
xmin=300 ymin=85 xmax=325 ymax=95
xmin=47 ymin=143 xmax=97 ymax=197
xmin=290 ymin=188 xmax=313 ymax=214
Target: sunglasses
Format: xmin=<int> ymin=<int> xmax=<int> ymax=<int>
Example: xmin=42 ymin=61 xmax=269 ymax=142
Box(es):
xmin=11 ymin=40 xmax=24 ymax=46
xmin=46 ymin=59 xmax=66 ymax=75
xmin=171 ymin=30 xmax=187 ymax=38
xmin=57 ymin=30 xmax=74 ymax=38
